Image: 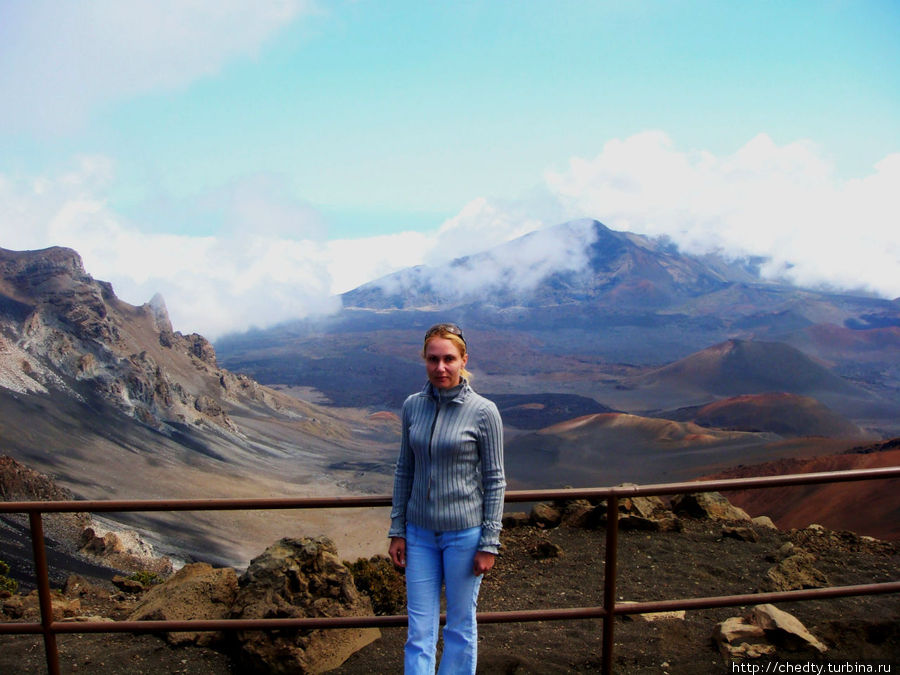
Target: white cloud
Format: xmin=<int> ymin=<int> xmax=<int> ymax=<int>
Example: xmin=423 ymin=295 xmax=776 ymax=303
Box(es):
xmin=194 ymin=174 xmax=329 ymax=240
xmin=0 ymin=0 xmax=313 ymax=133
xmin=325 ymin=232 xmax=432 ymax=295
xmin=3 ymin=132 xmax=898 ymax=342
xmin=404 ymin=131 xmax=899 ymax=301
xmin=425 ymin=197 xmax=548 ymax=265
xmin=445 ymin=219 xmax=598 ymax=298
xmin=0 ymin=160 xmax=342 ymax=339
xmin=542 ymin=132 xmax=900 ymax=298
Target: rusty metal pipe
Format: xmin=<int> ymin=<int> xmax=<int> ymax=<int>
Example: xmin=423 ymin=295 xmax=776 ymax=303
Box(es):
xmin=0 ymin=495 xmax=393 ymax=514
xmin=2 ymin=466 xmax=898 ymax=516
xmin=28 ymin=512 xmax=60 ymax=675
xmin=503 ymin=465 xmax=900 ymax=503
xmin=601 ymin=495 xmax=619 ymax=675
xmin=612 ymin=580 xmax=900 ymax=615
xmin=4 ymin=578 xmax=899 ymax=636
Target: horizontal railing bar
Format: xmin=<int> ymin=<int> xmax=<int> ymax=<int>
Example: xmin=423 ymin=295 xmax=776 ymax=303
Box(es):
xmin=506 ymin=465 xmax=900 ymax=503
xmin=2 ymin=466 xmax=898 ymax=514
xmin=3 ymin=581 xmax=897 ymax=636
xmin=612 ymin=580 xmax=900 ymax=615
xmin=0 ymin=494 xmax=394 ymax=514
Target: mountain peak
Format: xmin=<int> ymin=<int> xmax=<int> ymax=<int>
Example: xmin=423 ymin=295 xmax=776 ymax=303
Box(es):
xmin=146 ymin=292 xmax=173 ymax=333
xmin=0 ymin=245 xmax=86 ymax=272
xmin=644 ymin=338 xmax=865 ymax=399
xmin=341 ymin=219 xmax=733 ymax=312
xmin=0 ymin=246 xmax=90 ymax=299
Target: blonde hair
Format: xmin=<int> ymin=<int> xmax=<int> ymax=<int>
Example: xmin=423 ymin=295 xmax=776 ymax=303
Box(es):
xmin=422 ymin=323 xmax=472 ymax=382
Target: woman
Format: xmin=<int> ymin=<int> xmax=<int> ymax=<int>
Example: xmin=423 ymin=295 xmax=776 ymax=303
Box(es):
xmin=389 ymin=323 xmax=506 ymax=674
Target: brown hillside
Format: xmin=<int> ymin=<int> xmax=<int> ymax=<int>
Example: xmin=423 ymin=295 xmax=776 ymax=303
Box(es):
xmin=0 ymin=246 xmax=399 ymax=567
xmin=689 ymin=392 xmax=862 ymax=437
xmin=506 ymin=412 xmax=785 ymax=489
xmin=703 ymin=439 xmax=900 ymax=540
xmin=640 ymin=339 xmax=863 ymax=398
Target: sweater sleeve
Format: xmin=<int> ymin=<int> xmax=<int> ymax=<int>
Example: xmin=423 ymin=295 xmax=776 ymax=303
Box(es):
xmin=388 ymin=400 xmax=414 ymax=539
xmin=477 ymin=400 xmax=506 ymax=553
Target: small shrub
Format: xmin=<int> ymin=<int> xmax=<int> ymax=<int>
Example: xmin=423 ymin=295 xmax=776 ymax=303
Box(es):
xmin=0 ymin=559 xmax=18 ymax=594
xmin=127 ymin=570 xmax=161 ymax=587
xmin=346 ymin=554 xmax=406 ymax=615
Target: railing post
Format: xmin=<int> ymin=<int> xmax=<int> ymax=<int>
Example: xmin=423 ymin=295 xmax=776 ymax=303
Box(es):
xmin=28 ymin=512 xmax=61 ymax=675
xmin=602 ymin=494 xmax=619 ymax=675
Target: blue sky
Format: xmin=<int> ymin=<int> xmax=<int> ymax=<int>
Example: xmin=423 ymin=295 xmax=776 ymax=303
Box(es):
xmin=0 ymin=1 xmax=898 ymax=337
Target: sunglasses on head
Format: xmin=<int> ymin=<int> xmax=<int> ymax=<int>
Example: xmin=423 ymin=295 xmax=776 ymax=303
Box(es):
xmin=424 ymin=323 xmax=466 ymax=347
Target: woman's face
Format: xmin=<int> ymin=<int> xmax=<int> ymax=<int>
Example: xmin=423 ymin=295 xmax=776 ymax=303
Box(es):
xmin=424 ymin=337 xmax=468 ymax=389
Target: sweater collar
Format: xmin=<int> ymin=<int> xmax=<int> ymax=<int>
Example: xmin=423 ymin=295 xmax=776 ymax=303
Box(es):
xmin=423 ymin=378 xmax=470 ymax=404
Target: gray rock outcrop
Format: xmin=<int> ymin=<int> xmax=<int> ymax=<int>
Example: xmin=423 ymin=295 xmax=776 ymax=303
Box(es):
xmin=0 ymin=245 xmax=308 ymax=435
xmin=79 ymin=527 xmax=174 ymax=577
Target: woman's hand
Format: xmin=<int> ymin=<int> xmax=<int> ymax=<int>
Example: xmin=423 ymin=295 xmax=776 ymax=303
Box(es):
xmin=389 ymin=536 xmax=406 ymax=568
xmin=473 ymin=551 xmax=496 ymax=575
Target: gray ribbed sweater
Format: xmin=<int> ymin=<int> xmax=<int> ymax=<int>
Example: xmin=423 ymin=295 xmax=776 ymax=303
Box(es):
xmin=389 ymin=380 xmax=506 ymax=553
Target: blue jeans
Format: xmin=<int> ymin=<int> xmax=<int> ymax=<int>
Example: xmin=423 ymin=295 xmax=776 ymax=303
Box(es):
xmin=404 ymin=523 xmax=483 ymax=675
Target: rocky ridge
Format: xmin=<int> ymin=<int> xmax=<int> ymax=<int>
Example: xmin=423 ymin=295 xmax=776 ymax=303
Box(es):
xmin=0 ymin=246 xmax=305 ymax=434
xmin=0 ymin=245 xmax=398 ymax=570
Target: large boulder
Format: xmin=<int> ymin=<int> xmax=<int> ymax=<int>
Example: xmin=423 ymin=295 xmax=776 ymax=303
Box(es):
xmin=2 ymin=590 xmax=82 ymax=621
xmin=502 ymin=511 xmax=530 ymax=529
xmin=127 ymin=562 xmax=238 ymax=646
xmin=749 ymin=604 xmax=827 ymax=654
xmin=713 ymin=604 xmax=827 ymax=660
xmin=530 ymin=501 xmax=563 ymax=528
xmin=232 ymin=536 xmax=380 ymax=674
xmin=713 ymin=615 xmax=775 ymax=659
xmin=591 ymin=491 xmax=680 ymax=531
xmin=560 ymin=499 xmax=594 ymax=528
xmin=671 ymin=491 xmax=751 ymax=522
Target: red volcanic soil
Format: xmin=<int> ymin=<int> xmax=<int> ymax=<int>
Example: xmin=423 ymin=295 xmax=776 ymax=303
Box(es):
xmin=641 ymin=339 xmax=863 ymax=398
xmin=543 ymin=412 xmax=744 ymax=444
xmin=504 ymin=412 xmax=790 ymax=491
xmin=703 ymin=439 xmax=900 ymax=541
xmin=367 ymin=411 xmax=399 ymax=423
xmin=691 ymin=392 xmax=861 ymax=437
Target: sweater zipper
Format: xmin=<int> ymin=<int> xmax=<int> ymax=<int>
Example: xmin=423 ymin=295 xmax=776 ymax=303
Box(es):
xmin=427 ymin=398 xmax=442 ymax=501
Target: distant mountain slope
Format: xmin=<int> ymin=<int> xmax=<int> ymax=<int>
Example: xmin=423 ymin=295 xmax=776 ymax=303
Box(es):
xmin=504 ymin=412 xmax=789 ymax=489
xmin=0 ymin=246 xmax=397 ymax=567
xmin=0 ymin=246 xmax=289 ymax=433
xmin=342 ymin=219 xmax=737 ymax=311
xmin=703 ymin=438 xmax=900 ymax=541
xmin=639 ymin=339 xmax=863 ymax=398
xmin=669 ymin=393 xmax=862 ymax=438
xmin=218 ymin=219 xmax=899 ymax=437
xmin=784 ymin=322 xmax=900 ymax=404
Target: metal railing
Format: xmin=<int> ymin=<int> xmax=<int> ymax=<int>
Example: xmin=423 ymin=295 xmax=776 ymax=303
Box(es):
xmin=2 ymin=465 xmax=899 ymax=675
